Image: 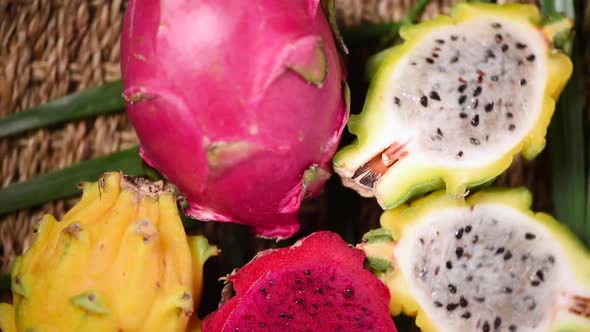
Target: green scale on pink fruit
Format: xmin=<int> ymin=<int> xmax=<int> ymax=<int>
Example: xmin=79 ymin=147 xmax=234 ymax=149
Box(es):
xmin=120 ymin=0 xmax=349 ymax=239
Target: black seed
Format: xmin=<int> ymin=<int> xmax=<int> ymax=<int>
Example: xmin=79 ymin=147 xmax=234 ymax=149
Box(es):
xmin=420 ymin=238 xmax=425 ymax=245
xmin=455 ymin=247 xmax=464 ymax=259
xmin=344 ymin=288 xmax=354 ymax=297
xmin=472 ymin=99 xmax=479 ymax=109
xmin=531 ymin=280 xmax=540 ymax=287
xmin=492 ymin=22 xmax=502 ymax=29
xmin=491 ymin=75 xmax=499 ymax=82
xmin=458 ymin=84 xmax=467 ymax=93
xmin=548 ymin=255 xmax=555 ymax=264
xmin=458 ymin=95 xmax=467 ymax=104
xmin=485 ymin=102 xmax=494 ymax=112
xmin=474 ymin=297 xmax=485 ymax=303
xmin=472 ymin=235 xmax=479 ymax=244
xmin=460 ymin=296 xmax=468 ymax=307
xmin=521 ymin=254 xmax=529 ymax=261
xmin=509 ymin=325 xmax=518 ymax=332
xmin=450 ymin=56 xmax=459 ymax=64
xmin=536 ymin=270 xmax=545 ymax=281
xmin=525 ymin=233 xmax=536 ymax=240
xmin=457 ymin=151 xmax=464 ymax=157
xmin=447 ymin=303 xmax=459 ymax=311
xmin=506 ymin=112 xmax=513 ymax=118
xmin=495 ymin=34 xmax=503 ymax=43
xmin=411 ymin=62 xmax=417 ymax=66
xmin=315 ymin=287 xmax=323 ymax=294
xmin=426 ymin=57 xmax=434 ymax=64
xmin=437 ymin=128 xmax=444 ymax=137
xmin=436 ymin=39 xmax=445 ymax=44
xmin=471 ymin=115 xmax=480 ymax=127
xmin=430 ymin=91 xmax=441 ymax=101
xmin=516 ymin=42 xmax=527 ymax=49
xmin=451 ymin=35 xmax=458 ymax=41
xmin=505 ymin=287 xmax=513 ymax=293
xmin=296 ymin=298 xmax=304 ymax=304
xmin=394 ymin=97 xmax=401 ymax=106
xmin=526 ymin=54 xmax=536 ymax=62
xmin=483 ymin=321 xmax=490 ymax=332
xmin=260 ymin=322 xmax=266 ymax=327
xmin=461 ymin=311 xmax=472 ymax=319
xmin=494 ymin=317 xmax=502 ymax=329
xmin=524 ymin=296 xmax=536 ymax=310
xmin=304 ymin=269 xmax=311 ymax=275
xmin=501 ymin=44 xmax=509 ymax=52
xmin=434 ymin=301 xmax=443 ymax=307
xmin=495 ymin=247 xmax=505 ymax=255
xmin=520 ymin=79 xmax=527 ymax=86
xmin=261 ymin=288 xmax=267 ymax=294
xmin=508 ymin=124 xmax=516 ymax=131
xmin=446 ymin=261 xmax=453 ymax=269
xmin=269 ymin=280 xmax=276 ymax=286
xmin=465 ymin=226 xmax=472 ymax=233
xmin=473 ymin=86 xmax=482 ymax=97
xmin=470 ymin=137 xmax=480 ymax=145
xmin=421 ymin=96 xmax=428 ymax=107
xmin=455 ymin=228 xmax=464 ymax=239
xmin=280 ymin=312 xmax=287 ymax=318
xmin=485 ymin=49 xmax=496 ymax=59
xmin=432 ymin=53 xmax=439 ymax=58
xmin=459 ymin=112 xmax=468 ymax=119
xmin=503 ymin=251 xmax=512 ymax=260
xmin=296 ymin=278 xmax=302 ymax=284
xmin=449 ymin=284 xmax=457 ymax=294
xmin=466 ymin=275 xmax=474 ymax=282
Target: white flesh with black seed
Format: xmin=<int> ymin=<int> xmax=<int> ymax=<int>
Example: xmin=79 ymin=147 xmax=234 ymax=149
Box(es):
xmin=394 ymin=204 xmax=583 ymax=332
xmin=383 ymin=18 xmax=546 ymax=167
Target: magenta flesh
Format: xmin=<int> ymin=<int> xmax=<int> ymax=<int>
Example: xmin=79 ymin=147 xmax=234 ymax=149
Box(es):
xmin=202 ymin=232 xmax=397 ymax=332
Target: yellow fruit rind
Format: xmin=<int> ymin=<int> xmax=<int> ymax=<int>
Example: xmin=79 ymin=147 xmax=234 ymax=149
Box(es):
xmin=2 ymin=172 xmax=217 ymax=332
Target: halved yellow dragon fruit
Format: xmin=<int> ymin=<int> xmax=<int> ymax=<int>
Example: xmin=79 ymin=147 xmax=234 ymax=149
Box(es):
xmin=333 ymin=2 xmax=572 ymax=209
xmin=0 ymin=172 xmax=218 ymax=332
xmin=361 ymin=189 xmax=590 ymax=332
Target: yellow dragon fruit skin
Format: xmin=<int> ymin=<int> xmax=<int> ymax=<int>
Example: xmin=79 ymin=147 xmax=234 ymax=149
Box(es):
xmin=0 ymin=172 xmax=217 ymax=332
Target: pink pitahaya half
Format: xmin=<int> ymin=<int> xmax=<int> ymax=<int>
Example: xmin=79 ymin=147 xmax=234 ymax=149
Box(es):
xmin=120 ymin=0 xmax=349 ymax=239
xmin=202 ymin=231 xmax=397 ymax=332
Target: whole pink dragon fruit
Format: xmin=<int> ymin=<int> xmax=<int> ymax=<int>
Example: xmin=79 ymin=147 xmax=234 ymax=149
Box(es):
xmin=202 ymin=231 xmax=397 ymax=331
xmin=120 ymin=0 xmax=348 ymax=239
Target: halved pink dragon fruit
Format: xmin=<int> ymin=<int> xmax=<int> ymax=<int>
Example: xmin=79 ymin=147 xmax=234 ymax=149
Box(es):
xmin=202 ymin=231 xmax=396 ymax=331
xmin=120 ymin=0 xmax=348 ymax=239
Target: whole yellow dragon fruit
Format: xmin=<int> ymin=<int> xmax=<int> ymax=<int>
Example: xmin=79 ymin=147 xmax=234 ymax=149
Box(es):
xmin=0 ymin=172 xmax=218 ymax=332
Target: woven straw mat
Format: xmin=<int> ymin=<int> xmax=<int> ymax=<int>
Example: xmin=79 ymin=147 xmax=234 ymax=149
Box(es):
xmin=0 ymin=0 xmax=540 ymax=275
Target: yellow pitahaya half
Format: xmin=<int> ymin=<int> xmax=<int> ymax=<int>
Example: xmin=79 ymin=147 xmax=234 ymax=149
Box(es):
xmin=333 ymin=3 xmax=572 ymax=210
xmin=0 ymin=172 xmax=218 ymax=332
xmin=120 ymin=0 xmax=349 ymax=239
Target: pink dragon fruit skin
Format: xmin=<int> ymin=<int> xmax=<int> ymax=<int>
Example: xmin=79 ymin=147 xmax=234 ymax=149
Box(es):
xmin=120 ymin=0 xmax=348 ymax=239
xmin=202 ymin=231 xmax=397 ymax=332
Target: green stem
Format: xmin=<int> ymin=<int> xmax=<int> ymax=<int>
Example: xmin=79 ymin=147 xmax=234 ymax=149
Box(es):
xmin=0 ymin=273 xmax=9 ymax=294
xmin=0 ymin=147 xmax=144 ymax=216
xmin=0 ymin=81 xmax=124 ymax=138
xmin=543 ymin=0 xmax=588 ymax=245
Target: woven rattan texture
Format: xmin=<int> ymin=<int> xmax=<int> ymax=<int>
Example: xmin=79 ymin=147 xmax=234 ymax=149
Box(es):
xmin=0 ymin=0 xmax=540 ymax=274
xmin=0 ymin=0 xmax=137 ymax=273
